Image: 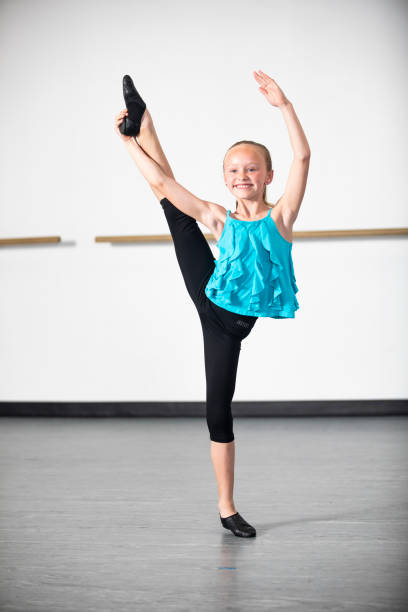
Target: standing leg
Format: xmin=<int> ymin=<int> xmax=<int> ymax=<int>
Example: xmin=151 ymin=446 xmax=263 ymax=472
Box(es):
xmin=201 ymin=319 xmax=242 ymax=517
xmin=211 ymin=441 xmax=236 ymax=518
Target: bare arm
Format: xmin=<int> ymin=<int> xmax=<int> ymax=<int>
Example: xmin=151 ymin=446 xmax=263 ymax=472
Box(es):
xmin=123 ymin=136 xmax=217 ymax=229
xmin=115 ymin=108 xmax=225 ymax=234
xmin=279 ymin=101 xmax=311 ymax=160
xmin=124 ymin=137 xmax=165 ymax=188
xmin=276 ymin=102 xmax=310 ymax=223
xmin=254 ymin=70 xmax=311 ymax=223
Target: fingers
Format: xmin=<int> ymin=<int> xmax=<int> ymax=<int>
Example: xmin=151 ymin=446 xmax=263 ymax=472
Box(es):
xmin=114 ymin=109 xmax=128 ymax=129
xmin=254 ymin=70 xmax=274 ymax=86
xmin=116 ymin=109 xmax=128 ymax=119
xmin=253 ymin=71 xmax=268 ymax=88
xmin=258 ymin=69 xmax=273 ymax=82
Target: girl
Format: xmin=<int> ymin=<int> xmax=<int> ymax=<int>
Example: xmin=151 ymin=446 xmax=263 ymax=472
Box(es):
xmin=114 ymin=70 xmax=310 ymax=537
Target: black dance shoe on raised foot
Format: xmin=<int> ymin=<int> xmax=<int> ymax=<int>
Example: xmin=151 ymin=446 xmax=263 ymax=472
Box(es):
xmin=120 ymin=74 xmax=146 ymax=137
xmin=220 ymin=512 xmax=256 ymax=538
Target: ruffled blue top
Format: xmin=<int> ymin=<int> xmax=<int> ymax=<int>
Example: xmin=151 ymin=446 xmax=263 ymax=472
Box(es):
xmin=205 ymin=209 xmax=299 ymax=319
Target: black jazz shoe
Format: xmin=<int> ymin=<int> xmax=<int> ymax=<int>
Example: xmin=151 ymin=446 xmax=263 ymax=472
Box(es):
xmin=220 ymin=512 xmax=256 ymax=538
xmin=120 ymin=74 xmax=146 ymax=137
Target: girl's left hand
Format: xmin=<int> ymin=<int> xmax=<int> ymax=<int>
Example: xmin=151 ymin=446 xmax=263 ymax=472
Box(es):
xmin=253 ymin=70 xmax=290 ymax=107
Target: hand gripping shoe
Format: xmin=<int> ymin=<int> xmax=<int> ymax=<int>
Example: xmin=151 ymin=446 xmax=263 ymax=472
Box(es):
xmin=220 ymin=512 xmax=256 ymax=538
xmin=119 ymin=75 xmax=146 ymax=137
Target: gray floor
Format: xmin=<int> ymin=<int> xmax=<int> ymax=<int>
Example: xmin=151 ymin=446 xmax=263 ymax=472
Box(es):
xmin=0 ymin=416 xmax=407 ymax=612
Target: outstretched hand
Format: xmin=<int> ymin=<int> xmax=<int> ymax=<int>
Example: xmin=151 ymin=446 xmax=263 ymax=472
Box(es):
xmin=253 ymin=70 xmax=290 ymax=107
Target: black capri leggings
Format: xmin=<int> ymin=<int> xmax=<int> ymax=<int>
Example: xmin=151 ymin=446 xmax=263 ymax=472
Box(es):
xmin=160 ymin=197 xmax=258 ymax=443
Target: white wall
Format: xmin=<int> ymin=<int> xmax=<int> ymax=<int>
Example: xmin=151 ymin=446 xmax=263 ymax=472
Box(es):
xmin=0 ymin=0 xmax=407 ymax=401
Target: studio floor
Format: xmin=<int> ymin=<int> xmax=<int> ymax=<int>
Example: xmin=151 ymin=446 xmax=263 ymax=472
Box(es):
xmin=0 ymin=416 xmax=407 ymax=612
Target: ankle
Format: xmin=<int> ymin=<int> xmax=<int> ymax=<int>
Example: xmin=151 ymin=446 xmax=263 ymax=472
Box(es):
xmin=218 ymin=501 xmax=237 ymax=517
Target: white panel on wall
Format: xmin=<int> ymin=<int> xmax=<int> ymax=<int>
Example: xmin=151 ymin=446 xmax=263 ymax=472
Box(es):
xmin=0 ymin=0 xmax=407 ymax=400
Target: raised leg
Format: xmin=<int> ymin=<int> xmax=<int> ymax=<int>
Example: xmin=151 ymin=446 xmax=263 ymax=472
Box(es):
xmin=160 ymin=198 xmax=215 ymax=309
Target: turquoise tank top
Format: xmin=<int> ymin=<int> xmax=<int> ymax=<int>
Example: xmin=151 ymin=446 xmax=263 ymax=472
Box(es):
xmin=205 ymin=209 xmax=299 ymax=319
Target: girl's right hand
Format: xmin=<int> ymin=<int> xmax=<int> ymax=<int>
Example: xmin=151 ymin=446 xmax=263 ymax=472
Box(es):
xmin=114 ymin=109 xmax=133 ymax=143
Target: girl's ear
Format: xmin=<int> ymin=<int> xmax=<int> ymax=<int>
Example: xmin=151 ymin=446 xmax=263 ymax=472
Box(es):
xmin=266 ymin=169 xmax=274 ymax=185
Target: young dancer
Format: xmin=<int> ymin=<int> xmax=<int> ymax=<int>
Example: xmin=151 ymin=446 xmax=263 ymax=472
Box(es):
xmin=114 ymin=71 xmax=310 ymax=537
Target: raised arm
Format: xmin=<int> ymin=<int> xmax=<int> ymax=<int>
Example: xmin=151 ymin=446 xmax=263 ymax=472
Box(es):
xmin=254 ymin=70 xmax=311 ymax=223
xmin=277 ymin=103 xmax=311 ymax=223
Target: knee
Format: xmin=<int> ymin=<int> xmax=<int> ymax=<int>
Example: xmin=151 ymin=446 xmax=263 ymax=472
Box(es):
xmin=160 ymin=197 xmax=178 ymax=219
xmin=161 ymin=197 xmax=195 ymax=225
xmin=160 ymin=197 xmax=171 ymax=210
xmin=160 ymin=197 xmax=181 ymax=218
xmin=206 ymin=404 xmax=234 ymax=443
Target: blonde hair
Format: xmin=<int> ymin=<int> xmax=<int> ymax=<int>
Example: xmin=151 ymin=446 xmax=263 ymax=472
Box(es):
xmin=223 ymin=140 xmax=275 ymax=210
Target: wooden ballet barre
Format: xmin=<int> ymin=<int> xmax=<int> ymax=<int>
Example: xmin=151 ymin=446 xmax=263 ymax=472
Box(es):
xmin=1 ymin=228 xmax=406 ymax=246
xmin=0 ymin=236 xmax=61 ymax=246
xmin=95 ymin=227 xmax=408 ymax=243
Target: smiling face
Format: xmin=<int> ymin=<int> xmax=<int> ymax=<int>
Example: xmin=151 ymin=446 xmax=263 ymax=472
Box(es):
xmin=223 ymin=144 xmax=273 ymax=204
